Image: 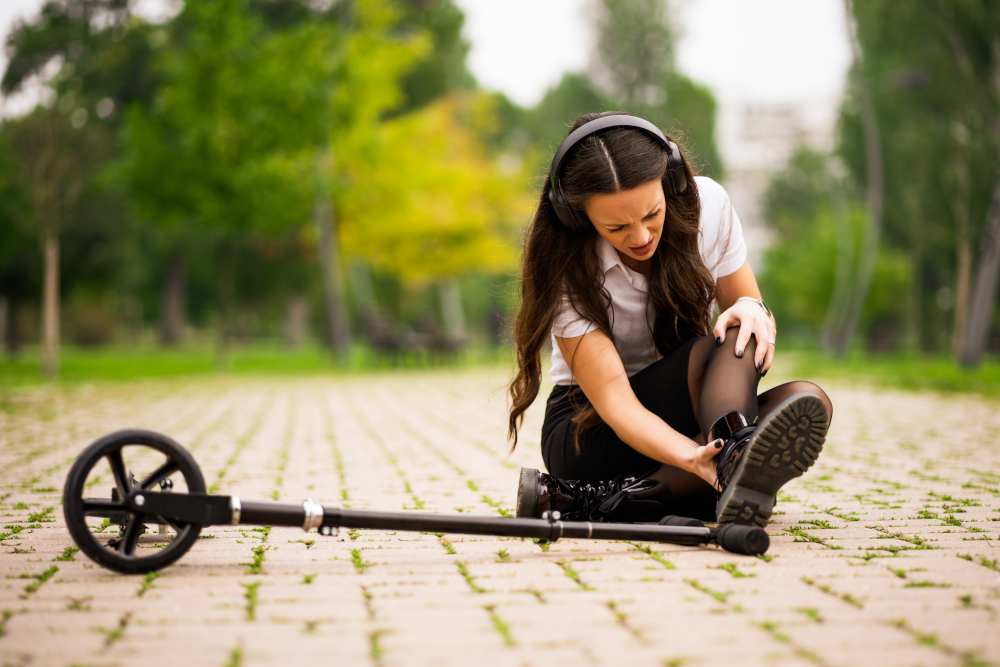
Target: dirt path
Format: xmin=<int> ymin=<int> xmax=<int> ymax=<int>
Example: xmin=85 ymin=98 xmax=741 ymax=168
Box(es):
xmin=0 ymin=369 xmax=998 ymax=666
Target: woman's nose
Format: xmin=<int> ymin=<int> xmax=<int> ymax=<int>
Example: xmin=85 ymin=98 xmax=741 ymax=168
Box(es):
xmin=630 ymin=228 xmax=650 ymax=246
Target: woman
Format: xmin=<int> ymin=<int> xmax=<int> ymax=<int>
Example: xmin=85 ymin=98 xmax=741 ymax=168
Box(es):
xmin=508 ymin=112 xmax=832 ymax=527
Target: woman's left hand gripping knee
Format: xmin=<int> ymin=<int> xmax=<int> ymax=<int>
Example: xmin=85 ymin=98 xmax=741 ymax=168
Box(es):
xmin=714 ymin=301 xmax=776 ymax=375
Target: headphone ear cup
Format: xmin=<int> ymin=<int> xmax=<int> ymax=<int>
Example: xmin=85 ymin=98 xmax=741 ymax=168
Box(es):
xmin=548 ymin=190 xmax=588 ymax=231
xmin=664 ymin=140 xmax=688 ymax=197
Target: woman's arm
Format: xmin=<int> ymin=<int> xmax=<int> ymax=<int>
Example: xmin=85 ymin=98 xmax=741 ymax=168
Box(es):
xmin=555 ymin=331 xmax=720 ymax=487
xmin=714 ymin=260 xmax=777 ymax=373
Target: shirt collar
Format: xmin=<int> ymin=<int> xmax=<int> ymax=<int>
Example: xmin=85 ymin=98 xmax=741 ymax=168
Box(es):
xmin=598 ymin=237 xmax=647 ymax=292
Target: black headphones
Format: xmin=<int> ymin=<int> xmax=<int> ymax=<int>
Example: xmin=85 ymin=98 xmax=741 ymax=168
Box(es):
xmin=547 ymin=115 xmax=687 ymax=232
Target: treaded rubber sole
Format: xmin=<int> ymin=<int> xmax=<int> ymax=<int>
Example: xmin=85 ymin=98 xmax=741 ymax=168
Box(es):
xmin=717 ymin=393 xmax=828 ymax=527
xmin=516 ymin=467 xmax=540 ymax=518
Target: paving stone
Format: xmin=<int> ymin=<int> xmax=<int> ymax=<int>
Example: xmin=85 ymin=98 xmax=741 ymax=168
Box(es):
xmin=0 ymin=369 xmax=998 ymax=666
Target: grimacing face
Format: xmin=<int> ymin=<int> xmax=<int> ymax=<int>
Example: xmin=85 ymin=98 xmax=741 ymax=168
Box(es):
xmin=583 ymin=179 xmax=666 ymax=265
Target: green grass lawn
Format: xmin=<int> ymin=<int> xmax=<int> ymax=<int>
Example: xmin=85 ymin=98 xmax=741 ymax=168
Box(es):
xmin=785 ymin=351 xmax=1000 ymax=397
xmin=0 ymin=344 xmax=509 ymax=387
xmin=1 ymin=344 xmax=997 ymax=398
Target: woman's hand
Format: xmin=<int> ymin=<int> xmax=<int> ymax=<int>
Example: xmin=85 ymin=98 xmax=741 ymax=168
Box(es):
xmin=714 ymin=300 xmax=776 ymax=374
xmin=690 ymin=439 xmax=724 ymax=491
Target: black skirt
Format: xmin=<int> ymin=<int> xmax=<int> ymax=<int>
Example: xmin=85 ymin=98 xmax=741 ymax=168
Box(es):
xmin=541 ymin=335 xmax=702 ymax=482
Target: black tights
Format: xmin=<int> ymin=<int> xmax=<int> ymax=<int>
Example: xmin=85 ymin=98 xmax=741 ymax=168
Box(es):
xmin=647 ymin=327 xmax=833 ymax=499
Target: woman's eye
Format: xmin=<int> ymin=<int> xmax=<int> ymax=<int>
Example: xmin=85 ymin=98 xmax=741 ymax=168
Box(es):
xmin=643 ymin=209 xmax=662 ymax=220
xmin=610 ymin=227 xmax=626 ymax=233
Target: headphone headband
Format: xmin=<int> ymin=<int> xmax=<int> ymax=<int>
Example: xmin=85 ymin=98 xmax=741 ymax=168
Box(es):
xmin=547 ymin=114 xmax=687 ymax=232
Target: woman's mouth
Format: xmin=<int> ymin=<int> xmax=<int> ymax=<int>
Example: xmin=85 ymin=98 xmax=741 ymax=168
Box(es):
xmin=630 ymin=238 xmax=654 ymax=256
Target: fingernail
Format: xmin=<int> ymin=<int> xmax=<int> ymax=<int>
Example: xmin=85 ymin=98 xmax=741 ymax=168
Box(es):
xmin=762 ymin=369 xmax=768 ymax=377
xmin=716 ymin=336 xmax=722 ymax=345
xmin=736 ymin=349 xmax=743 ymax=359
xmin=714 ymin=439 xmax=723 ymax=449
xmin=757 ymin=360 xmax=763 ymax=372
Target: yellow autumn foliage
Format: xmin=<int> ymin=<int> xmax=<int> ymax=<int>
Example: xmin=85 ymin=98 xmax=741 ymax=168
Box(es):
xmin=337 ymin=93 xmax=534 ymax=281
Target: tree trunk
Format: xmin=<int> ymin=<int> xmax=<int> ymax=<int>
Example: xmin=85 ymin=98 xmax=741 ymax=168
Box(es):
xmin=952 ymin=135 xmax=973 ymax=359
xmin=284 ymin=296 xmax=308 ymax=348
xmin=215 ymin=242 xmax=234 ymax=370
xmin=159 ymin=252 xmax=186 ymax=347
xmin=7 ymin=296 xmax=20 ymax=357
xmin=905 ymin=189 xmax=923 ymax=353
xmin=41 ymin=231 xmax=59 ymax=378
xmin=821 ymin=169 xmax=855 ymax=349
xmin=316 ymin=193 xmax=352 ymax=360
xmin=960 ymin=145 xmax=1000 ymax=366
xmin=832 ymin=0 xmax=885 ymax=355
xmin=439 ymin=279 xmax=467 ymax=343
xmin=0 ymin=296 xmax=7 ymax=358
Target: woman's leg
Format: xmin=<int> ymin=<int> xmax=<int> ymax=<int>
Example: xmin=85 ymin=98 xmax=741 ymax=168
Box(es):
xmin=643 ymin=328 xmax=761 ymax=504
xmin=758 ymin=381 xmax=833 ymax=423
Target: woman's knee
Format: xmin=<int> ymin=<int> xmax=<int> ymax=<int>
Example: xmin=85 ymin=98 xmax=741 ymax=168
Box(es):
xmin=713 ymin=326 xmax=758 ymax=364
xmin=785 ymin=380 xmax=833 ymax=420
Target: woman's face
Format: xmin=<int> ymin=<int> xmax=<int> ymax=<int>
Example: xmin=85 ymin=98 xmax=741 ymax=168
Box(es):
xmin=584 ymin=179 xmax=666 ymax=264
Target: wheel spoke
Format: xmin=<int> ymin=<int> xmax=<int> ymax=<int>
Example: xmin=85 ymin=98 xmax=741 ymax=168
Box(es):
xmin=82 ymin=499 xmax=125 ymax=517
xmin=162 ymin=516 xmax=188 ymax=534
xmin=140 ymin=460 xmax=179 ymax=491
xmin=120 ymin=516 xmax=144 ymax=556
xmin=107 ymin=450 xmax=130 ymax=499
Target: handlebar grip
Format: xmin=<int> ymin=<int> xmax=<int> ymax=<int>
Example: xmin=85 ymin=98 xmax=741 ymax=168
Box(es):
xmin=658 ymin=515 xmax=705 ymax=528
xmin=715 ymin=523 xmax=769 ymax=555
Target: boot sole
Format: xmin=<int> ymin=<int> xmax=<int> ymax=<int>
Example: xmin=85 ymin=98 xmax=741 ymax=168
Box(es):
xmin=516 ymin=467 xmax=540 ymax=518
xmin=716 ymin=393 xmax=828 ymax=527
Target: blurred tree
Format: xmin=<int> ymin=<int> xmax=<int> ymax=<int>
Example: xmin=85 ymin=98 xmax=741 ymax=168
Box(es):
xmin=836 ymin=0 xmax=1000 ymax=358
xmin=339 ymin=93 xmax=527 ymax=281
xmin=0 ymin=137 xmax=36 ymax=356
xmin=395 ymin=0 xmax=475 ymax=113
xmin=759 ymin=144 xmax=909 ymax=348
xmin=826 ymin=0 xmax=884 ymax=355
xmin=2 ymin=0 xmax=152 ymax=370
xmin=338 ymin=94 xmax=530 ymax=346
xmin=586 ymin=0 xmax=723 ymax=178
xmin=2 ymin=1 xmax=154 ymax=107
xmin=590 ymin=0 xmax=672 ymax=111
xmin=119 ymin=0 xmax=428 ymax=361
xmin=1 ymin=109 xmax=112 ymax=376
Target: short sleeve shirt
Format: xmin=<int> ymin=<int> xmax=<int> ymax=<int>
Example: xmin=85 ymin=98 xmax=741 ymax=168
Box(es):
xmin=550 ymin=176 xmax=747 ymax=385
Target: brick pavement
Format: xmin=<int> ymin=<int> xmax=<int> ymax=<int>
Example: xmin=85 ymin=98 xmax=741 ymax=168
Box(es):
xmin=0 ymin=367 xmax=998 ymax=667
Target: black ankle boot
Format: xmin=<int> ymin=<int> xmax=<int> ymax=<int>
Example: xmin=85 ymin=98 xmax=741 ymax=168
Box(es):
xmin=711 ymin=393 xmax=829 ymax=527
xmin=516 ymin=466 xmax=669 ymax=522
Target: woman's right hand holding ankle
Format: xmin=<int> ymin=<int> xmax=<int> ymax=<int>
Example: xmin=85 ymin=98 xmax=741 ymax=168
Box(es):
xmin=690 ymin=439 xmax=724 ymax=491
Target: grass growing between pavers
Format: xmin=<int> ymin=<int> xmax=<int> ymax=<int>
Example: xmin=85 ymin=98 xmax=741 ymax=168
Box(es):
xmin=801 ymin=577 xmax=864 ymax=609
xmin=556 ymin=559 xmax=593 ymax=591
xmin=243 ymin=583 xmax=260 ymax=621
xmin=350 ymin=549 xmax=373 ymax=574
xmin=2 ymin=370 xmax=999 ymax=665
xmin=98 ymin=613 xmax=131 ymax=648
xmin=606 ymin=600 xmax=644 ymax=642
xmin=758 ymin=621 xmax=829 ymax=667
xmin=455 ymin=561 xmax=485 ymax=593
xmin=484 ymin=605 xmax=516 ymax=646
xmin=136 ymin=571 xmax=159 ymax=597
xmin=17 ymin=565 xmax=58 ymax=595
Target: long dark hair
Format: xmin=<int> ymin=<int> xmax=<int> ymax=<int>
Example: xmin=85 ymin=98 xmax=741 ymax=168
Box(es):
xmin=507 ymin=111 xmax=716 ymax=450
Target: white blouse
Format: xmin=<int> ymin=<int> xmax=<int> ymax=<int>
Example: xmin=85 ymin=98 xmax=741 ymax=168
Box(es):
xmin=549 ymin=176 xmax=747 ymax=386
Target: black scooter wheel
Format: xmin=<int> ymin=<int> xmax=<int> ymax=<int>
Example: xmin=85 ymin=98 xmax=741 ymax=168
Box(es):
xmin=714 ymin=523 xmax=769 ymax=556
xmin=659 ymin=515 xmax=706 ymax=528
xmin=63 ymin=429 xmax=205 ymax=574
